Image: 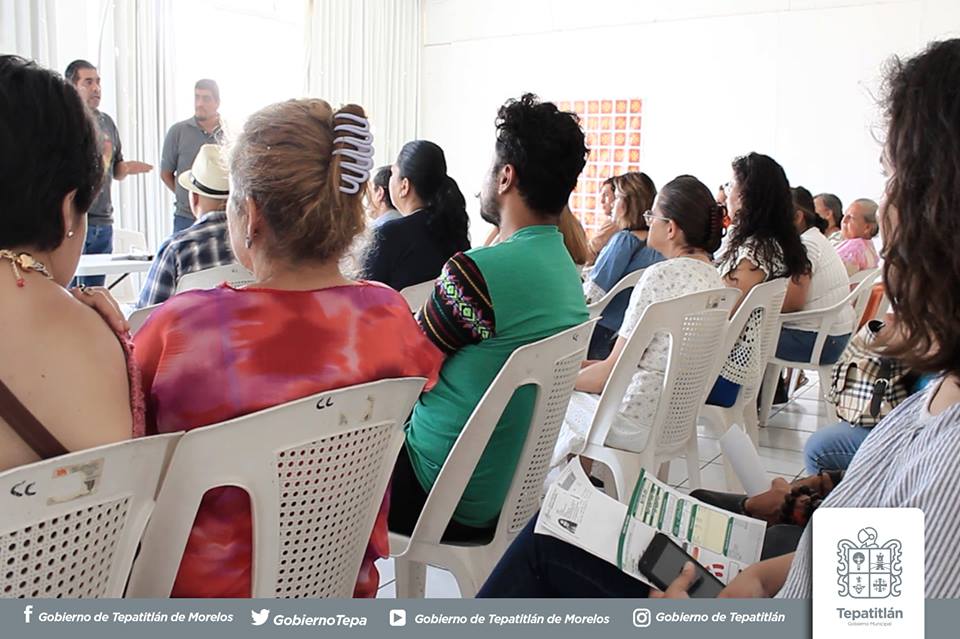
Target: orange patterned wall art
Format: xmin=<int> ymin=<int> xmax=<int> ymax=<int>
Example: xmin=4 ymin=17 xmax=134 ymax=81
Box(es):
xmin=557 ymin=98 xmax=643 ymax=237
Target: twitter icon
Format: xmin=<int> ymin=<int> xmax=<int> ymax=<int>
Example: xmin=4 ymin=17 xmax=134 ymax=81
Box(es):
xmin=251 ymin=609 xmax=270 ymax=626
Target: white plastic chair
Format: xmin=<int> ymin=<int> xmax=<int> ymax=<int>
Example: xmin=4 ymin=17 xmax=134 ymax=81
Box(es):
xmin=126 ymin=378 xmax=426 ymax=598
xmin=174 ymin=263 xmax=254 ymax=294
xmin=390 ymin=319 xmax=598 ymax=598
xmin=0 ymin=434 xmax=181 ymax=598
xmin=578 ymin=288 xmax=741 ymax=499
xmin=109 ymin=228 xmax=148 ymax=304
xmin=587 ymin=269 xmax=645 ymax=320
xmin=698 ymin=278 xmax=789 ymax=489
xmin=757 ymin=269 xmax=880 ymax=425
xmin=128 ymin=303 xmax=160 ymax=334
xmin=399 ymin=280 xmax=436 ymax=312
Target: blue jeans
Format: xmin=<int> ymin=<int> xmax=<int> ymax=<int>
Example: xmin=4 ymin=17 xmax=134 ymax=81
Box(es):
xmin=706 ymin=376 xmax=742 ymax=408
xmin=587 ymin=324 xmax=617 ymax=360
xmin=803 ymin=421 xmax=872 ymax=474
xmin=173 ymin=214 xmax=194 ymax=234
xmin=74 ymin=223 xmax=113 ymax=287
xmin=776 ymin=328 xmax=851 ymax=364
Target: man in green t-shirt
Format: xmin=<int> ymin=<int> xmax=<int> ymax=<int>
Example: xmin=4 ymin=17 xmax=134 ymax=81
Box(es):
xmin=389 ymin=93 xmax=590 ymax=538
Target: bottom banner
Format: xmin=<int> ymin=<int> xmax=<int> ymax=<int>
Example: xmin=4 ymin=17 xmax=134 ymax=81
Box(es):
xmin=2 ymin=599 xmax=955 ymax=638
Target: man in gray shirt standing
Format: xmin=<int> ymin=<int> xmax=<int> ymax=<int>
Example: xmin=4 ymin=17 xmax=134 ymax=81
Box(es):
xmin=161 ymin=79 xmax=224 ymax=235
xmin=65 ymin=59 xmax=154 ymax=287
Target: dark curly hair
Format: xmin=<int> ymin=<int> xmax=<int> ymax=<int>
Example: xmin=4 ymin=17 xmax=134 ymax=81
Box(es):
xmin=1 ymin=55 xmax=103 ymax=252
xmin=720 ymin=152 xmax=810 ymax=281
xmin=879 ymin=38 xmax=960 ymax=376
xmin=494 ymin=93 xmax=588 ymax=215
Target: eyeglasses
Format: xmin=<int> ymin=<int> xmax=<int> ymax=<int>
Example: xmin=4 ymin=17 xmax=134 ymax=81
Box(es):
xmin=642 ymin=210 xmax=671 ymax=225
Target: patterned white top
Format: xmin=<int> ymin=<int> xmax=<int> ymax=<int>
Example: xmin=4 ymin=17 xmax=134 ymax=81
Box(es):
xmin=552 ymin=258 xmax=722 ymax=461
xmin=778 ymin=379 xmax=960 ymax=598
xmin=785 ymin=228 xmax=854 ymax=334
xmin=718 ymin=239 xmax=786 ymax=384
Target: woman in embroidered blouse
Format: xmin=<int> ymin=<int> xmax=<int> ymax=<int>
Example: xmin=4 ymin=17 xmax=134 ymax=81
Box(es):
xmin=134 ymin=99 xmax=443 ymax=599
xmin=0 ymin=56 xmax=140 ymax=472
xmin=706 ymin=153 xmax=812 ymax=408
xmin=582 ymin=172 xmax=663 ymax=359
xmin=553 ymin=175 xmax=725 ymax=463
xmin=835 ymin=198 xmax=880 ymax=275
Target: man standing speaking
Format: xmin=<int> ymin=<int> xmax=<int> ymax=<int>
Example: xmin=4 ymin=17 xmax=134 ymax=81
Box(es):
xmin=161 ymin=79 xmax=224 ymax=235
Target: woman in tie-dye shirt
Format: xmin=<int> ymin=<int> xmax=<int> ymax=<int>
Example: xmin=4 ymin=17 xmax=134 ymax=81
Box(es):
xmin=134 ymin=99 xmax=442 ymax=598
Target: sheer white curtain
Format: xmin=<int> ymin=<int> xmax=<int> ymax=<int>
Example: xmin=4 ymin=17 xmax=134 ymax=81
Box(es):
xmin=111 ymin=0 xmax=176 ymax=250
xmin=305 ymin=0 xmax=421 ymax=168
xmin=0 ymin=0 xmax=58 ymax=66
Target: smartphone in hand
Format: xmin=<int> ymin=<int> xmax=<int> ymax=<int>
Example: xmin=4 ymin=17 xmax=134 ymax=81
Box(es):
xmin=637 ymin=533 xmax=725 ymax=598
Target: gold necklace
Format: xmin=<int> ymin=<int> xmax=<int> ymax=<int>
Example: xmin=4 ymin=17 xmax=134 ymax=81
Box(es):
xmin=0 ymin=249 xmax=54 ymax=287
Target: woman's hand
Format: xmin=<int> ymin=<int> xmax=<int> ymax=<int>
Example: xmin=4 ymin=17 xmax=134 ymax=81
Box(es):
xmin=650 ymin=562 xmax=772 ymax=600
xmin=649 ymin=562 xmax=698 ymax=599
xmin=70 ymin=286 xmax=130 ymax=334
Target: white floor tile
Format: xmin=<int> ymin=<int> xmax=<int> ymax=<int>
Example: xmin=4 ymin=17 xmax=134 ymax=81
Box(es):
xmin=758 ymin=426 xmax=814 ymax=452
xmin=376 ymin=557 xmax=395 ymax=585
xmin=425 ymin=566 xmax=462 ymax=598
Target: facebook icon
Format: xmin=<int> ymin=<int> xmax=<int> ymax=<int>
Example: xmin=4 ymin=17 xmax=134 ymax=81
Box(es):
xmin=24 ymin=605 xmax=33 ymax=623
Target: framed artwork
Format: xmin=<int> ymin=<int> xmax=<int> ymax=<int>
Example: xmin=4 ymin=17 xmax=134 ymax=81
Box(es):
xmin=556 ymin=98 xmax=643 ymax=236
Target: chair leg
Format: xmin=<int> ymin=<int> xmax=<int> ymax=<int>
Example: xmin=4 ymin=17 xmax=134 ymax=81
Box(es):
xmin=656 ymin=461 xmax=670 ymax=483
xmin=758 ymin=363 xmax=783 ymax=427
xmin=685 ymin=437 xmax=702 ymax=489
xmin=817 ymin=367 xmax=831 ymax=404
xmin=394 ymin=558 xmax=427 ymax=599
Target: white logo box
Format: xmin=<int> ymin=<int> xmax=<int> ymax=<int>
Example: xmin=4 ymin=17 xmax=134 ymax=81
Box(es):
xmin=812 ymin=508 xmax=924 ymax=638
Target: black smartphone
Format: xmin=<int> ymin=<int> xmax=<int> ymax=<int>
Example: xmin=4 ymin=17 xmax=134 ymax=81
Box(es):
xmin=637 ymin=533 xmax=725 ymax=598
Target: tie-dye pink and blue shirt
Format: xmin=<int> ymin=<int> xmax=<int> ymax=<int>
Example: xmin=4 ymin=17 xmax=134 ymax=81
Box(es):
xmin=134 ymin=281 xmax=442 ymax=598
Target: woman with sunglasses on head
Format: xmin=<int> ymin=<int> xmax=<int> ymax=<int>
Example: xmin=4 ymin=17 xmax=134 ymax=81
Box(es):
xmin=582 ymin=171 xmax=663 ymax=360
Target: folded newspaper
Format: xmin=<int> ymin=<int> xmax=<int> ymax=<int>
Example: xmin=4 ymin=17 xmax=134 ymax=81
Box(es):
xmin=535 ymin=459 xmax=766 ymax=586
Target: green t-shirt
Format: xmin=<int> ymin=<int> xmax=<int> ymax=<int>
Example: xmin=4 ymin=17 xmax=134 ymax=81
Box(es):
xmin=407 ymin=225 xmax=589 ymax=527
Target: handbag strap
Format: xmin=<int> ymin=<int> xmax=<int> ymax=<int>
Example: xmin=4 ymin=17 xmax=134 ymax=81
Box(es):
xmin=869 ymin=358 xmax=895 ymax=419
xmin=0 ymin=376 xmax=68 ymax=459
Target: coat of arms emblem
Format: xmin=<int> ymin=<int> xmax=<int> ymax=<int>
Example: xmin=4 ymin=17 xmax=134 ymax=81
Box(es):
xmin=837 ymin=527 xmax=902 ymax=598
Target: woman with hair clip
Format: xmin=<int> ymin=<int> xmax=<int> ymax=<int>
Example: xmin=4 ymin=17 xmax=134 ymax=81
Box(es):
xmin=361 ymin=140 xmax=470 ymax=291
xmin=550 ymin=176 xmax=725 ymax=467
xmin=133 ymin=99 xmax=443 ymax=599
xmin=582 ymin=171 xmax=664 ymax=359
xmin=706 ymin=152 xmax=811 ymax=408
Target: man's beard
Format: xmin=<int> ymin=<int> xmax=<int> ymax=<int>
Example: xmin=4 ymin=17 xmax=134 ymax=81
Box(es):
xmin=479 ymin=190 xmax=501 ymax=226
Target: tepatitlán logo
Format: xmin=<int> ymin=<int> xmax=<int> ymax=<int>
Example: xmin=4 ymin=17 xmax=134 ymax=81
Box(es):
xmin=813 ymin=508 xmax=923 ymax=638
xmin=837 ymin=527 xmax=902 ymax=599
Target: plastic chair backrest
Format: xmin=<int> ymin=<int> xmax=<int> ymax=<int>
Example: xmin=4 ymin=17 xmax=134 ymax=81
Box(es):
xmin=399 ymin=280 xmax=436 ymax=312
xmin=126 ymin=378 xmax=426 ymax=598
xmin=406 ymin=319 xmax=598 ymax=545
xmin=587 ymin=269 xmax=646 ymax=319
xmin=128 ymin=303 xmax=160 ymax=334
xmin=585 ymin=288 xmax=740 ymax=455
xmin=722 ymin=278 xmax=790 ymax=397
xmin=174 ymin=263 xmax=254 ymax=294
xmin=0 ymin=434 xmax=181 ymax=597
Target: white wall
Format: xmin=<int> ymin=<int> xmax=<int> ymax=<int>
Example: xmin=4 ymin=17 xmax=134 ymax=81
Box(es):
xmin=419 ymin=0 xmax=960 ymax=237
